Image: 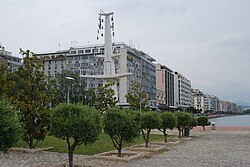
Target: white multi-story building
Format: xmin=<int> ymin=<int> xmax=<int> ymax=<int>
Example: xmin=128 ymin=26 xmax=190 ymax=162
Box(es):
xmin=0 ymin=46 xmax=22 ymax=72
xmin=203 ymin=94 xmax=220 ymax=112
xmin=174 ymin=72 xmax=192 ymax=108
xmin=209 ymin=95 xmax=220 ymax=112
xmin=37 ymin=50 xmax=68 ymax=77
xmin=192 ymin=89 xmax=205 ymax=113
xmin=37 ymin=42 xmax=157 ymax=107
xmin=203 ymin=94 xmax=212 ymax=111
xmin=219 ymin=100 xmax=243 ymax=113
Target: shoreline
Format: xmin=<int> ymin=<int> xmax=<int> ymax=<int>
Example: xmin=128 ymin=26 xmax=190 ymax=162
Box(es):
xmin=208 ymin=113 xmax=250 ymax=119
xmin=193 ymin=126 xmax=250 ymax=131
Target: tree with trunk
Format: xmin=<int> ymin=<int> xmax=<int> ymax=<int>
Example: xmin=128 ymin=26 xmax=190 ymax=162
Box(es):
xmin=95 ymin=80 xmax=118 ymax=114
xmin=50 ymin=103 xmax=101 ymax=167
xmin=175 ymin=112 xmax=193 ymax=138
xmin=0 ymin=99 xmax=21 ymax=153
xmin=197 ymin=116 xmax=209 ymax=131
xmin=125 ymin=81 xmax=150 ymax=111
xmin=141 ymin=111 xmax=162 ymax=148
xmin=103 ymin=108 xmax=140 ymax=157
xmin=158 ymin=112 xmax=177 ymax=142
xmin=10 ymin=49 xmax=52 ymax=148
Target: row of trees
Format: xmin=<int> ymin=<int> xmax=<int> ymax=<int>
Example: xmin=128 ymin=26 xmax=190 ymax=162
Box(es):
xmin=0 ymin=97 xmax=208 ymax=167
xmin=50 ymin=103 xmax=209 ymax=166
xmin=0 ymin=49 xmax=208 ymax=167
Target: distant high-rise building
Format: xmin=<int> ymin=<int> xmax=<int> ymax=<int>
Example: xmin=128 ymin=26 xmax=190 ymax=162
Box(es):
xmin=174 ymin=72 xmax=192 ymax=108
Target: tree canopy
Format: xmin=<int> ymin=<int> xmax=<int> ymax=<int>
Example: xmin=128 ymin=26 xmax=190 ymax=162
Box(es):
xmin=175 ymin=112 xmax=193 ymax=138
xmin=95 ymin=80 xmax=118 ymax=114
xmin=125 ymin=81 xmax=151 ymax=111
xmin=0 ymin=99 xmax=20 ymax=153
xmin=158 ymin=112 xmax=177 ymax=142
xmin=50 ymin=103 xmax=101 ymax=167
xmin=197 ymin=116 xmax=209 ymax=131
xmin=48 ymin=70 xmax=85 ymax=106
xmin=141 ymin=111 xmax=162 ymax=148
xmin=103 ymin=108 xmax=140 ymax=157
xmin=9 ymin=49 xmax=52 ymax=148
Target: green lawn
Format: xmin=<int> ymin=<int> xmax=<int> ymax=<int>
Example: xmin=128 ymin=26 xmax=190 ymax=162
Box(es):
xmin=14 ymin=133 xmax=168 ymax=155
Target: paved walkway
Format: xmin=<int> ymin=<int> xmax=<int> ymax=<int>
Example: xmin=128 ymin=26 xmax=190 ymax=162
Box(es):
xmin=1 ymin=130 xmax=250 ymax=167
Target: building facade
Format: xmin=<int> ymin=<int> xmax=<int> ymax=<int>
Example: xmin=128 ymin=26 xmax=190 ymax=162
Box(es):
xmin=219 ymin=100 xmax=243 ymax=113
xmin=37 ymin=42 xmax=157 ymax=107
xmin=37 ymin=50 xmax=68 ymax=77
xmin=0 ymin=46 xmax=22 ymax=72
xmin=192 ymin=88 xmax=205 ymax=113
xmin=156 ymin=63 xmax=175 ymax=109
xmin=174 ymin=72 xmax=192 ymax=108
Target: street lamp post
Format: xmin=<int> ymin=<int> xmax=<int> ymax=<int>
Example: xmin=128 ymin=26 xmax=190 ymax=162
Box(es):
xmin=65 ymin=77 xmax=74 ymax=104
xmin=139 ymin=100 xmax=142 ymax=123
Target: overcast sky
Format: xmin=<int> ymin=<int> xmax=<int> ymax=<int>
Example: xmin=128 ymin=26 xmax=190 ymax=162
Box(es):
xmin=1 ymin=0 xmax=250 ymax=103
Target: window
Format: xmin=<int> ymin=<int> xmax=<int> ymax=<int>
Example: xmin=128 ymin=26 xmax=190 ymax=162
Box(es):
xmin=85 ymin=49 xmax=91 ymax=54
xmin=100 ymin=48 xmax=104 ymax=53
xmin=70 ymin=51 xmax=77 ymax=54
xmin=78 ymin=50 xmax=84 ymax=54
xmin=74 ymin=56 xmax=79 ymax=60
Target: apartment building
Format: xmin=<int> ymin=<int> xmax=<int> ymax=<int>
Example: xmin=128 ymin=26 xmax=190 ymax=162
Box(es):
xmin=37 ymin=50 xmax=68 ymax=77
xmin=0 ymin=46 xmax=22 ymax=72
xmin=219 ymin=100 xmax=243 ymax=113
xmin=156 ymin=63 xmax=175 ymax=109
xmin=174 ymin=72 xmax=192 ymax=108
xmin=192 ymin=88 xmax=205 ymax=113
xmin=37 ymin=42 xmax=157 ymax=107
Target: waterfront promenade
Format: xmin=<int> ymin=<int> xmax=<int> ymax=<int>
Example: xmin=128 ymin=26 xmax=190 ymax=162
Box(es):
xmin=1 ymin=128 xmax=250 ymax=167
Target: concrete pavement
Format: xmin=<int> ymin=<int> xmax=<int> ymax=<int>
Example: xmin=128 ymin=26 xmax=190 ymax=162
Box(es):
xmin=1 ymin=130 xmax=250 ymax=167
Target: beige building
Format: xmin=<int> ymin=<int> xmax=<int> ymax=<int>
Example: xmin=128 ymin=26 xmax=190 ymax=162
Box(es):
xmin=156 ymin=63 xmax=175 ymax=109
xmin=156 ymin=64 xmax=166 ymax=105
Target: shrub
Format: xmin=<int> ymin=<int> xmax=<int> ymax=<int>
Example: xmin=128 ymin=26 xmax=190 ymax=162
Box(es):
xmin=141 ymin=111 xmax=162 ymax=148
xmin=197 ymin=116 xmax=209 ymax=131
xmin=175 ymin=112 xmax=193 ymax=138
xmin=50 ymin=103 xmax=101 ymax=167
xmin=158 ymin=112 xmax=177 ymax=142
xmin=104 ymin=108 xmax=140 ymax=157
xmin=0 ymin=99 xmax=20 ymax=153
